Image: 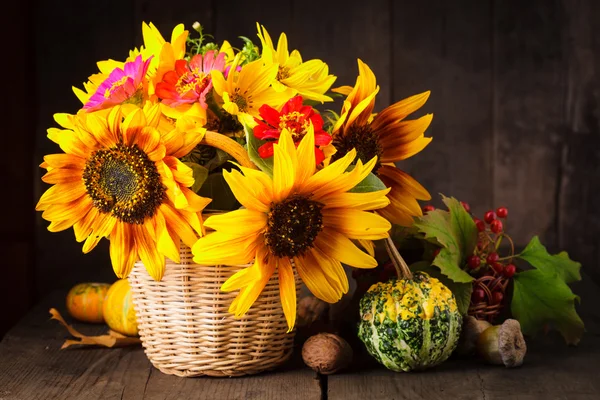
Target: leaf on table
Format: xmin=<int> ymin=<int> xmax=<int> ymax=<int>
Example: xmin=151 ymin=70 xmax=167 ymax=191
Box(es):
xmin=49 ymin=308 xmax=141 ymax=349
xmin=244 ymin=123 xmax=273 ymax=176
xmin=518 ymin=236 xmax=582 ymax=284
xmin=411 ymin=261 xmax=473 ymax=315
xmin=511 ymin=270 xmax=585 ymax=345
xmin=413 ymin=195 xmax=476 ymax=283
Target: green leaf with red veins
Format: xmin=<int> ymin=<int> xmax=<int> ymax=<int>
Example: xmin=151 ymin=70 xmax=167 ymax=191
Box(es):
xmin=413 ymin=195 xmax=476 ymax=283
xmin=518 ymin=236 xmax=582 ymax=284
xmin=511 ymin=269 xmax=584 ymax=345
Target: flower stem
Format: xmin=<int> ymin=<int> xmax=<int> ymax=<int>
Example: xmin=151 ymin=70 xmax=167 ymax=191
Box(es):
xmin=384 ymin=236 xmax=413 ymax=280
xmin=202 ymin=130 xmax=257 ymax=169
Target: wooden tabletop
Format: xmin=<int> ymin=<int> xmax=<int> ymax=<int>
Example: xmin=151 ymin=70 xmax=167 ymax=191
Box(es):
xmin=1 ymin=286 xmax=600 ymax=400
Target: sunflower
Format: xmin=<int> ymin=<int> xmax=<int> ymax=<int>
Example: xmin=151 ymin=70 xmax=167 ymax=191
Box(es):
xmin=257 ymin=24 xmax=336 ymax=103
xmin=192 ymin=128 xmax=391 ymax=330
xmin=331 ymin=59 xmax=433 ymax=226
xmin=211 ymin=55 xmax=295 ymax=126
xmin=36 ymin=105 xmax=211 ymax=280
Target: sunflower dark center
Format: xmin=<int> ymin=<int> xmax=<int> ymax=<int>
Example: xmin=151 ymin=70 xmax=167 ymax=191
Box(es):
xmin=265 ymin=195 xmax=324 ymax=258
xmin=83 ymin=143 xmax=166 ymax=224
xmin=277 ymin=66 xmax=291 ymax=81
xmin=332 ymin=124 xmax=383 ymax=173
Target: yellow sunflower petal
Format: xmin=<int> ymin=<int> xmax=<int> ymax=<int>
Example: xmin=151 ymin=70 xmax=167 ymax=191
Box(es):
xmin=204 ymin=209 xmax=267 ymax=236
xmin=295 ymin=124 xmax=316 ymax=185
xmin=42 ymin=195 xmax=92 ymax=223
xmin=371 ymin=91 xmax=431 ymax=130
xmin=357 ymin=239 xmax=376 ymax=257
xmin=73 ymin=206 xmax=99 ymax=242
xmin=272 ymin=130 xmax=296 ymax=202
xmin=229 ymin=253 xmax=276 ymax=318
xmin=82 ymin=213 xmax=117 ymax=254
xmin=41 ymin=168 xmax=82 ymax=185
xmin=110 ymin=223 xmax=136 ymax=279
xmin=322 ymin=189 xmax=390 ymax=210
xmin=278 ymin=257 xmax=297 ymax=332
xmin=295 ymin=251 xmax=343 ymax=303
xmin=221 ymin=254 xmax=263 ymax=293
xmin=192 ymin=232 xmax=260 ymax=265
xmin=155 ymin=209 xmax=180 ymax=264
xmin=299 ymin=149 xmax=357 ymax=196
xmin=160 ymin=204 xmax=199 ymax=249
xmin=223 ymin=170 xmax=270 ymax=212
xmin=135 ymin=224 xmax=166 ymax=281
xmin=311 ymin=248 xmax=348 ymax=295
xmin=314 ymin=228 xmax=378 ymax=269
xmin=43 ymin=154 xmax=86 ymax=170
xmin=36 ymin=182 xmax=87 ymax=210
xmin=322 ymin=209 xmax=391 ymax=240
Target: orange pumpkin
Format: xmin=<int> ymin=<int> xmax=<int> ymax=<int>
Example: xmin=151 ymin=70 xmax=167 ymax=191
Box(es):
xmin=66 ymin=282 xmax=111 ymax=323
xmin=103 ymin=279 xmax=139 ymax=336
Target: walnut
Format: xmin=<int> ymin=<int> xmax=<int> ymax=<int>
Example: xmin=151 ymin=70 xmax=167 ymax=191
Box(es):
xmin=301 ymin=333 xmax=353 ymax=375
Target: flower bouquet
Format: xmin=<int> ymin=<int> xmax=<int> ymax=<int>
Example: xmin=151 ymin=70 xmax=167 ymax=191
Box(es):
xmin=36 ymin=21 xmax=433 ymax=376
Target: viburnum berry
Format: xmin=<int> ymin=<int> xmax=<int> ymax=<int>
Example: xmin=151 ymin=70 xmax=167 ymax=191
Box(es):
xmin=422 ymin=205 xmax=435 ymax=213
xmin=461 ymin=201 xmax=471 ymax=213
xmin=472 ymin=288 xmax=485 ymax=303
xmin=467 ymin=255 xmax=481 ymax=269
xmin=492 ymin=291 xmax=504 ymax=304
xmin=474 ymin=218 xmax=486 ymax=232
xmin=504 ymin=264 xmax=517 ymax=278
xmin=484 ymin=210 xmax=496 ymax=224
xmin=490 ymin=219 xmax=503 ymax=233
xmin=486 ymin=252 xmax=499 ymax=265
xmin=492 ymin=262 xmax=504 ymax=274
xmin=496 ymin=207 xmax=508 ymax=218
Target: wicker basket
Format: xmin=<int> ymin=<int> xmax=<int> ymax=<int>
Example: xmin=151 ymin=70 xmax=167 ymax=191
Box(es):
xmin=128 ymin=245 xmax=298 ymax=377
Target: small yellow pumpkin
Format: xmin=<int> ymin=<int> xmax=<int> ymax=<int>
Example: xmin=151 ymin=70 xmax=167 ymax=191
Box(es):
xmin=103 ymin=279 xmax=139 ymax=336
xmin=66 ymin=283 xmax=111 ymax=323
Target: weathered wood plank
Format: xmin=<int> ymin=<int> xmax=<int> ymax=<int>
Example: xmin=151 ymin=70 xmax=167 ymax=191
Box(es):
xmin=0 ymin=292 xmax=321 ymax=400
xmin=328 ymin=333 xmax=600 ymax=400
xmin=492 ymin=0 xmax=567 ymax=249
xmin=391 ymin=0 xmax=494 ymax=218
xmin=557 ymin=0 xmax=600 ymax=284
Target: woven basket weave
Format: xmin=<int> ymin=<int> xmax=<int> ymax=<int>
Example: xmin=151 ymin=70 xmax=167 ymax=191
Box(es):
xmin=128 ymin=245 xmax=297 ymax=377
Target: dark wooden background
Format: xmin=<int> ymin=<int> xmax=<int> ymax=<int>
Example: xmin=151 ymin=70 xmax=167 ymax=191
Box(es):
xmin=3 ymin=0 xmax=599 ymax=336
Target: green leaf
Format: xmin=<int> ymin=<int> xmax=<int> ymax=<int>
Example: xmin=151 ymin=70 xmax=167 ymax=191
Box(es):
xmin=413 ymin=198 xmax=475 ymax=283
xmin=511 ymin=269 xmax=585 ymax=345
xmin=411 ymin=262 xmax=473 ymax=315
xmin=518 ymin=236 xmax=582 ymax=284
xmin=349 ymin=172 xmax=387 ymax=193
xmin=244 ymin=123 xmax=273 ymax=177
xmin=442 ymin=195 xmax=478 ymax=258
xmin=197 ymin=172 xmax=240 ymax=211
xmin=183 ymin=162 xmax=209 ymax=193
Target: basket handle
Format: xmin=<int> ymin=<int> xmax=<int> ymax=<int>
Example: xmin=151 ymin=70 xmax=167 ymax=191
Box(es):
xmin=201 ymin=130 xmax=258 ymax=170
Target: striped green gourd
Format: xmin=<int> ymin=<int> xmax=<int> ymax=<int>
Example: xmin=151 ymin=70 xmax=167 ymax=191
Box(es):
xmin=358 ymin=271 xmax=462 ymax=372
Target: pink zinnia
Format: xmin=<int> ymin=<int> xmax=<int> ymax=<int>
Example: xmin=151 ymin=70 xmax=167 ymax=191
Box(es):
xmin=155 ymin=51 xmax=226 ymax=108
xmin=84 ymin=55 xmax=152 ymax=112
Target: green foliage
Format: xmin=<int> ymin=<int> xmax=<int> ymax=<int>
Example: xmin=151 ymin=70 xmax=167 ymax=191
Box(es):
xmin=244 ymin=123 xmax=273 ymax=177
xmin=183 ymin=162 xmax=209 ymax=193
xmin=238 ymin=36 xmax=261 ymax=64
xmin=413 ymin=196 xmax=475 ymax=283
xmin=518 ymin=236 xmax=581 ymax=284
xmin=511 ymin=236 xmax=584 ymax=344
xmin=197 ymin=172 xmax=240 ymax=211
xmin=512 ymin=269 xmax=584 ymax=345
xmin=186 ymin=22 xmax=218 ymax=58
xmin=349 ymin=171 xmax=387 ymax=193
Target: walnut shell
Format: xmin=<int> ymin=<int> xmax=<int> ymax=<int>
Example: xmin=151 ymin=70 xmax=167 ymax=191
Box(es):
xmin=302 ymin=333 xmax=353 ymax=375
xmin=296 ymin=296 xmax=329 ymax=328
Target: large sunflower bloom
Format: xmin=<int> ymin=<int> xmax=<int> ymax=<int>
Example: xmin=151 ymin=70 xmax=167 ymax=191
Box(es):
xmin=36 ymin=106 xmax=211 ymax=280
xmin=257 ymin=24 xmax=336 ymax=103
xmin=192 ymin=128 xmax=391 ymax=330
xmin=211 ymin=55 xmax=294 ymax=126
xmin=331 ymin=59 xmax=433 ymax=226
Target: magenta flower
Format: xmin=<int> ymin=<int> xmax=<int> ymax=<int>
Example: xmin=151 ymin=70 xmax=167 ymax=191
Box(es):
xmin=84 ymin=55 xmax=152 ymax=111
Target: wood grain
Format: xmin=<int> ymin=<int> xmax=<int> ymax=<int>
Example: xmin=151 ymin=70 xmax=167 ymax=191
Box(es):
xmin=557 ymin=0 xmax=600 ymax=285
xmin=0 ymin=292 xmax=321 ymax=400
xmin=391 ymin=0 xmax=495 ymax=218
xmin=492 ymin=0 xmax=567 ymax=249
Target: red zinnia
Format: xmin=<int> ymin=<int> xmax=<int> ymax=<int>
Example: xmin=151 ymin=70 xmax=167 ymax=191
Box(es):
xmin=254 ymin=96 xmax=332 ymax=164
